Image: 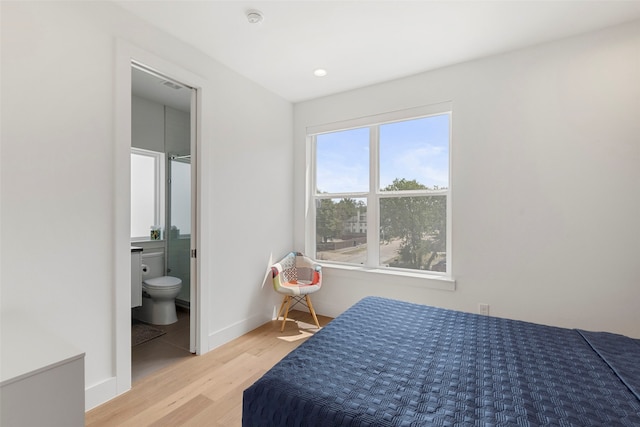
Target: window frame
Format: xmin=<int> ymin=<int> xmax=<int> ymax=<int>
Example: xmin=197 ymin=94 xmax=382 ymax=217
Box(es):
xmin=306 ymin=102 xmax=452 ymax=278
xmin=130 ymin=147 xmax=165 ymax=241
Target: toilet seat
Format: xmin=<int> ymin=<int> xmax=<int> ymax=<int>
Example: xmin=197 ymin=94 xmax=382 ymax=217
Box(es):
xmin=143 ymin=276 xmax=182 ymax=289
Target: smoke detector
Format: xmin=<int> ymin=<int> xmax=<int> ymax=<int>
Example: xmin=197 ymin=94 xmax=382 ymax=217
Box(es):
xmin=246 ymin=9 xmax=264 ymax=24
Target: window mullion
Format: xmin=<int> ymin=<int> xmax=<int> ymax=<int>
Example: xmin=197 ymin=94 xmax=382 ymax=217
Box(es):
xmin=367 ymin=126 xmax=380 ymax=267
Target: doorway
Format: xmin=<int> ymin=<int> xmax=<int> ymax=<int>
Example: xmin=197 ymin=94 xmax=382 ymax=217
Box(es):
xmin=130 ymin=63 xmax=196 ymax=382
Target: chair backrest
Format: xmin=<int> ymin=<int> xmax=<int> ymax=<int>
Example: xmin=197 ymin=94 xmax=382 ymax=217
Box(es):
xmin=272 ymin=252 xmax=321 ymax=289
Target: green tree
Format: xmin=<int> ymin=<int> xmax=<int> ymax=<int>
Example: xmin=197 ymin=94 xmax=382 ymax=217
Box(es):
xmin=380 ymin=178 xmax=446 ymax=270
xmin=335 ymin=198 xmax=357 ymax=224
xmin=316 ymin=199 xmax=340 ymax=243
xmin=335 ymin=198 xmax=366 ymax=233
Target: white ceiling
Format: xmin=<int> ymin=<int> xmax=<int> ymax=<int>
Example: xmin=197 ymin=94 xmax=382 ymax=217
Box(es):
xmin=132 ymin=66 xmax=192 ymax=112
xmin=117 ymin=0 xmax=640 ymax=103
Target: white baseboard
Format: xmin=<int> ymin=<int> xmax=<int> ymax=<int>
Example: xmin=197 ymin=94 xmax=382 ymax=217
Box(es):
xmin=86 ymin=313 xmax=272 ymax=411
xmin=85 ymin=376 xmax=118 ymax=411
xmin=208 ymin=311 xmax=271 ymax=351
xmin=308 ymin=298 xmax=344 ymax=319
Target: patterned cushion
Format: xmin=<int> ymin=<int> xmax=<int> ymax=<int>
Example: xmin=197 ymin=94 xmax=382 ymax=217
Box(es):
xmin=272 ymin=252 xmax=322 ymax=296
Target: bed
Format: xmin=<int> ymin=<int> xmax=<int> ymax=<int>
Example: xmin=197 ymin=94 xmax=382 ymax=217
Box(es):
xmin=242 ymin=296 xmax=640 ymax=426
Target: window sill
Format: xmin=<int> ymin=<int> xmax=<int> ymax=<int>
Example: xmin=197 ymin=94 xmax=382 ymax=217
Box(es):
xmin=317 ymin=263 xmax=456 ymax=292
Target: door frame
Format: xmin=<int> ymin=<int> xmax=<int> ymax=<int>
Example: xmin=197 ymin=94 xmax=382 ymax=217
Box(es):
xmin=115 ymin=40 xmax=209 ymax=396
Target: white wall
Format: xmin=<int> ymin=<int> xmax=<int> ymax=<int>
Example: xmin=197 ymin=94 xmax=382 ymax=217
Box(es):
xmin=294 ymin=21 xmax=640 ymax=338
xmin=1 ymin=0 xmax=291 ymax=409
xmin=132 ymin=96 xmax=165 ymax=152
xmin=131 ymin=95 xmax=191 ymax=156
xmin=164 ymin=106 xmax=190 ymax=156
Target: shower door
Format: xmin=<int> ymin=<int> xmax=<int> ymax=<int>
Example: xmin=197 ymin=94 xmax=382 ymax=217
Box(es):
xmin=167 ymin=156 xmax=191 ymax=306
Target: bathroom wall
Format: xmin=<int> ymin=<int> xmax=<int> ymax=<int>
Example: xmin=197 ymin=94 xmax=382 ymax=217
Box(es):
xmin=131 ymin=96 xmax=164 ymax=152
xmin=165 ymin=106 xmax=190 ymax=156
xmin=132 ymin=96 xmax=189 ymax=154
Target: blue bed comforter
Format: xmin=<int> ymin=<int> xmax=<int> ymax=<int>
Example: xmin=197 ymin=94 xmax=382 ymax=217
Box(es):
xmin=243 ymin=296 xmax=640 ymax=426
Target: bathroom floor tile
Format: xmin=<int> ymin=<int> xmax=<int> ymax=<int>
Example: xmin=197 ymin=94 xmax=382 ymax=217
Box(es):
xmin=132 ymin=339 xmax=192 ymax=383
xmin=131 ymin=308 xmax=192 ymax=383
xmin=161 ymin=328 xmax=190 ymax=352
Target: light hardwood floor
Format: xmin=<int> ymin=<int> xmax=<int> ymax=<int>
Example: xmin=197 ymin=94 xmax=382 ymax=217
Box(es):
xmin=86 ymin=310 xmax=333 ymax=427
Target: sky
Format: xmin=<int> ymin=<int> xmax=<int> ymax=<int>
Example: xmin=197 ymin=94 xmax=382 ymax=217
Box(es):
xmin=316 ymin=113 xmax=450 ymax=194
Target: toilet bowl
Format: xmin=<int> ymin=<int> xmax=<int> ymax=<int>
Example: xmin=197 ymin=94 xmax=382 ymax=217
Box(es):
xmin=138 ymin=276 xmax=182 ymax=325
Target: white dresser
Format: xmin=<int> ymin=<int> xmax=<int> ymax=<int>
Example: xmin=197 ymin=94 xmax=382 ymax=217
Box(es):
xmin=1 ymin=312 xmax=85 ymax=427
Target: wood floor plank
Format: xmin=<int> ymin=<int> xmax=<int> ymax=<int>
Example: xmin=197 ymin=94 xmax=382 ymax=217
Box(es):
xmin=86 ymin=310 xmax=332 ymax=427
xmin=85 ymin=356 xmax=216 ymax=426
xmin=118 ymin=352 xmax=261 ymax=426
xmin=184 ymin=371 xmax=266 ymax=427
xmin=148 ymin=394 xmax=213 ymax=427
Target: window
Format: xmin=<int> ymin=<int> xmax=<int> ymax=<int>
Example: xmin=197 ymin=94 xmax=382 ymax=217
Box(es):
xmin=131 ymin=148 xmax=165 ymax=240
xmin=308 ymin=104 xmax=451 ymax=275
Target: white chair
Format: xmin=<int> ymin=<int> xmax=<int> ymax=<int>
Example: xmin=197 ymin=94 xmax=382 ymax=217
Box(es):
xmin=271 ymin=252 xmax=322 ymax=331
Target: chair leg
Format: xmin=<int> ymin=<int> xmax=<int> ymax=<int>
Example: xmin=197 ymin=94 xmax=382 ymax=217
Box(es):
xmin=305 ymin=294 xmax=321 ymax=329
xmin=277 ymin=296 xmax=288 ymax=320
xmin=280 ymin=296 xmax=292 ymax=332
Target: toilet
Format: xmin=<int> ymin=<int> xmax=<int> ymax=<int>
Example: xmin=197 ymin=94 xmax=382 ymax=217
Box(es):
xmin=136 ymin=252 xmax=182 ymax=325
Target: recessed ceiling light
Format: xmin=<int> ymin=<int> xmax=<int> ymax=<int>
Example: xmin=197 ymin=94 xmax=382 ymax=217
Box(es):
xmin=314 ymin=69 xmax=328 ymax=77
xmin=246 ymin=9 xmax=263 ymax=24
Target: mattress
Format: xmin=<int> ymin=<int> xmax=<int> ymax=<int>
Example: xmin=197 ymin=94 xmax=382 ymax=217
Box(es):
xmin=243 ymin=296 xmax=640 ymax=426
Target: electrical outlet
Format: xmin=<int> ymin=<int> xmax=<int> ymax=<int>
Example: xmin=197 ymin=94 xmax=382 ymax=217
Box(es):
xmin=479 ymin=303 xmax=490 ymax=316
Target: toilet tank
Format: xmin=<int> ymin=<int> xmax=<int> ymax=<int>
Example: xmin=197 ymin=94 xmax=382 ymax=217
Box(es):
xmin=141 ymin=252 xmax=165 ymax=280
